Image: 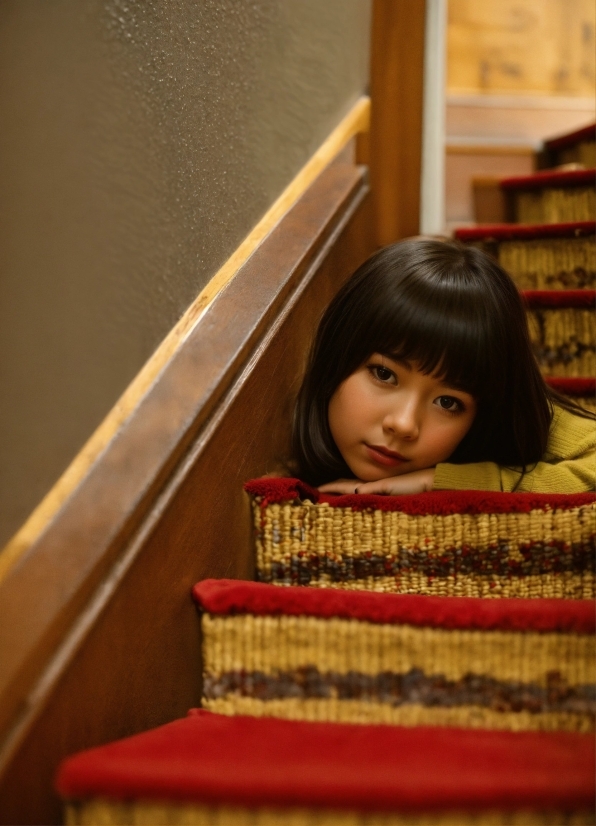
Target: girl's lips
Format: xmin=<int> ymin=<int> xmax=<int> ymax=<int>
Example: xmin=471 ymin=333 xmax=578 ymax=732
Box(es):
xmin=365 ymin=444 xmax=408 ymax=467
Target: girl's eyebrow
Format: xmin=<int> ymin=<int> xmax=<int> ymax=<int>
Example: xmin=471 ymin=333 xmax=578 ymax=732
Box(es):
xmin=381 ymin=353 xmax=412 ymax=371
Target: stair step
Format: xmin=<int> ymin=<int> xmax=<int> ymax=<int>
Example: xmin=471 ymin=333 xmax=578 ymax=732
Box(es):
xmin=245 ymin=479 xmax=596 ymax=599
xmin=56 ymin=709 xmax=595 ymax=825
xmin=523 ymin=290 xmax=595 ymax=377
xmin=454 ymin=221 xmax=595 ymax=290
xmin=543 ymin=123 xmax=596 ymax=168
xmin=194 ymin=579 xmax=595 ymax=732
xmin=547 ymin=377 xmax=596 ymax=414
xmin=500 ymin=169 xmax=595 ymax=223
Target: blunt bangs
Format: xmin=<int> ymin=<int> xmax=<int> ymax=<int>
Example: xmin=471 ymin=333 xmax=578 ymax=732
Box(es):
xmin=334 ymin=239 xmax=515 ymax=402
xmin=368 ymin=274 xmax=494 ymax=398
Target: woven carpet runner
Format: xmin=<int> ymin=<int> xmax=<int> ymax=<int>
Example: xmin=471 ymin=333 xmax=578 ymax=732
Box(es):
xmin=454 ymin=221 xmax=595 ymax=290
xmin=56 ymin=709 xmax=595 ymax=825
xmin=193 ymin=579 xmax=595 ymax=733
xmin=543 ymin=123 xmax=595 ymax=167
xmin=499 ymin=169 xmax=595 ymax=223
xmin=523 ymin=289 xmax=595 ymax=377
xmin=246 ymin=479 xmax=596 ymax=598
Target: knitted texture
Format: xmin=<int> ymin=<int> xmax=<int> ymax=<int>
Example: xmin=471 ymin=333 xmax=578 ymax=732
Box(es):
xmin=245 ymin=480 xmax=596 ymax=599
xmin=194 ymin=580 xmax=595 ymax=732
xmin=57 ymin=710 xmax=595 ymax=823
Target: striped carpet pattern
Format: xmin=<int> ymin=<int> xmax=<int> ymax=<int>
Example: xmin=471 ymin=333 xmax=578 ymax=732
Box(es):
xmin=454 ymin=222 xmax=595 ymax=290
xmin=246 ymin=480 xmax=596 ymax=598
xmin=524 ymin=290 xmax=596 ymax=377
xmin=500 ymin=170 xmax=595 ymax=224
xmin=194 ymin=579 xmax=595 ymax=732
xmin=57 ymin=711 xmax=596 ymax=825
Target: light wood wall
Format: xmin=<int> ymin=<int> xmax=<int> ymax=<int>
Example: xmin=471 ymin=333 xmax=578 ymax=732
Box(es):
xmin=448 ymin=0 xmax=595 ymax=97
xmin=445 ymin=0 xmax=595 ymax=227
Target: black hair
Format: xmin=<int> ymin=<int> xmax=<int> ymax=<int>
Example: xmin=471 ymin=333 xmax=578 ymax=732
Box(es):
xmin=292 ymin=237 xmax=593 ymax=486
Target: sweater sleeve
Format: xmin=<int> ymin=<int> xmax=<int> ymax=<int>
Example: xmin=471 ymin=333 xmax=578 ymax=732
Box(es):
xmin=433 ymin=408 xmax=596 ymax=494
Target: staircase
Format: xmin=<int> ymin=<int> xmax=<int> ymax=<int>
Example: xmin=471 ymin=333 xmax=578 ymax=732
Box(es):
xmin=55 ymin=128 xmax=595 ymax=824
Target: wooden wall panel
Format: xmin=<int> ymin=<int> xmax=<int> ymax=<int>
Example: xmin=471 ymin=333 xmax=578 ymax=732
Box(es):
xmin=369 ymin=0 xmax=426 ymax=245
xmin=445 ymin=145 xmax=535 ymax=228
xmin=0 ymin=160 xmax=373 ymax=824
xmin=448 ymin=0 xmax=596 ymax=97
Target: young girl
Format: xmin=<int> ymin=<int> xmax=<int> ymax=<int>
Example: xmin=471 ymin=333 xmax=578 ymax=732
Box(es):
xmin=292 ymin=238 xmax=595 ymax=495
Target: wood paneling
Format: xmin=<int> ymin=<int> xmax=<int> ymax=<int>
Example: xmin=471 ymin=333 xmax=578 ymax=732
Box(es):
xmin=448 ymin=0 xmax=596 ymax=97
xmin=445 ymin=145 xmax=534 ymax=227
xmin=446 ymin=93 xmax=596 ymax=144
xmin=369 ymin=0 xmax=426 ymax=245
xmin=0 ymin=159 xmax=373 ymax=825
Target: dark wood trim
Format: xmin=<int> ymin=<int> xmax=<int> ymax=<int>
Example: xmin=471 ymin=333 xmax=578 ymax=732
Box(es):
xmin=369 ymin=0 xmax=426 ymax=245
xmin=0 ymin=159 xmax=373 ymax=824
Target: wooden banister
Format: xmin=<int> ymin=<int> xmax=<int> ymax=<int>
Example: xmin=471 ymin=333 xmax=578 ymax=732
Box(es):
xmin=0 ymin=157 xmax=372 ymax=824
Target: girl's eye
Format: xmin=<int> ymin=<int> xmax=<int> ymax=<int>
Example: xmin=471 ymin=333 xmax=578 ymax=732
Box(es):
xmin=368 ymin=364 xmax=397 ymax=384
xmin=435 ymin=395 xmax=464 ymax=413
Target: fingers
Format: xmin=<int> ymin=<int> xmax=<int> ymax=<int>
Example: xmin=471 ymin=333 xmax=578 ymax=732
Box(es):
xmin=356 ymin=469 xmax=435 ymax=496
xmin=318 ymin=478 xmax=392 ymax=495
xmin=351 ymin=479 xmax=395 ymax=495
xmin=318 ymin=470 xmax=435 ymax=496
xmin=317 ymin=478 xmax=361 ymax=495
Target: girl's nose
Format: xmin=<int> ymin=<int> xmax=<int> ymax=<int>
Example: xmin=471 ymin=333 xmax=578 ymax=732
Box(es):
xmin=382 ymin=401 xmax=419 ymax=441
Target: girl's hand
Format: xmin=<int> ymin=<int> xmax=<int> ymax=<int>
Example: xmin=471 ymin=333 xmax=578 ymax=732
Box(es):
xmin=318 ymin=469 xmax=435 ymax=496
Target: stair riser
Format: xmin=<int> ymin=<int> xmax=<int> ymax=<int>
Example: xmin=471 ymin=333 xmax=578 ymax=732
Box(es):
xmin=253 ymin=501 xmax=595 ymax=598
xmin=498 ymin=236 xmax=595 ymax=290
xmin=65 ymin=800 xmax=596 ymax=825
xmin=201 ymin=613 xmax=595 ymax=732
xmin=527 ymin=308 xmax=596 ymax=377
xmin=514 ymin=188 xmax=595 ymax=224
xmin=556 ymin=142 xmax=596 ymax=168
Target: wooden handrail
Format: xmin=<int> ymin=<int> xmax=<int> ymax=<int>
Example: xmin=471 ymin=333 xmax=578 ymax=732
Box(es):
xmin=0 ymin=154 xmax=372 ymax=824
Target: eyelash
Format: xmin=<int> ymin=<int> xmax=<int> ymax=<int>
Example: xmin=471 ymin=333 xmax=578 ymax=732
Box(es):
xmin=435 ymin=396 xmax=465 ymax=415
xmin=367 ymin=364 xmax=396 ymax=384
xmin=367 ymin=364 xmax=466 ymax=414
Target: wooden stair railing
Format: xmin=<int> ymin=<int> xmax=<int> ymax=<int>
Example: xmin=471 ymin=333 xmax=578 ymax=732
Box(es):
xmin=0 ymin=155 xmax=373 ymax=825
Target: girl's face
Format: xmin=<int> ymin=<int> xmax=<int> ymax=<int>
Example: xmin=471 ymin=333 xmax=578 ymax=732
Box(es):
xmin=328 ymin=353 xmax=477 ymax=481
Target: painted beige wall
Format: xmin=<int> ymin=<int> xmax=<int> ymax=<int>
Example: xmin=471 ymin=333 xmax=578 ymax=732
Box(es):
xmin=0 ymin=0 xmax=371 ymax=548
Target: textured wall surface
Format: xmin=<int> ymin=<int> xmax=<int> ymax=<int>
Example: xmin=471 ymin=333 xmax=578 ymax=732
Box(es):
xmin=0 ymin=0 xmax=370 ymax=549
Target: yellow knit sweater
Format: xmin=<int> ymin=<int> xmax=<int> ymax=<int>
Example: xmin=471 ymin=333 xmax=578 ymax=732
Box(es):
xmin=434 ymin=406 xmax=595 ymax=493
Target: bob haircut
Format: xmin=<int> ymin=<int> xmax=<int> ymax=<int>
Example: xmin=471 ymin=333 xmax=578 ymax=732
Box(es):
xmin=292 ymin=237 xmax=588 ymax=486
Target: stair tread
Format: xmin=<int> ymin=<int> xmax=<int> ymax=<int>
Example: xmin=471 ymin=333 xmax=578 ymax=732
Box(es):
xmin=193 ymin=579 xmax=594 ymax=632
xmin=545 ymin=124 xmax=596 ymax=153
xmin=522 ymin=289 xmax=595 ymax=307
xmin=56 ymin=710 xmax=594 ymax=811
xmin=245 ymin=476 xmax=595 ymax=513
xmin=547 ymin=377 xmax=595 ymax=394
xmin=454 ymin=220 xmax=595 ymax=242
xmin=500 ymin=168 xmax=595 ymax=190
